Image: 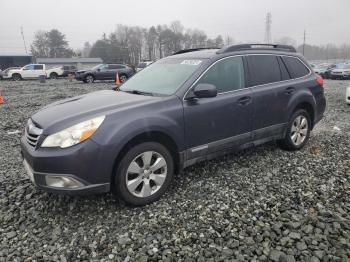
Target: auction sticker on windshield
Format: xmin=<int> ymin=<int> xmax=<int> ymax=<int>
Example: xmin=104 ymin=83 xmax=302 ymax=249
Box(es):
xmin=181 ymin=60 xmax=202 ymax=66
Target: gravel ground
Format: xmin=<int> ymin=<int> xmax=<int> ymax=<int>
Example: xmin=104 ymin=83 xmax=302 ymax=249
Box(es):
xmin=1 ymin=79 xmax=350 ymax=261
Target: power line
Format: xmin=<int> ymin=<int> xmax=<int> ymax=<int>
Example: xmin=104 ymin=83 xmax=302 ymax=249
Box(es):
xmin=20 ymin=26 xmax=28 ymax=54
xmin=264 ymin=12 xmax=272 ymax=44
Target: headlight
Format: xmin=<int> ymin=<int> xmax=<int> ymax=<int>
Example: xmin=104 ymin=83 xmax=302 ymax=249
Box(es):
xmin=41 ymin=116 xmax=105 ymax=148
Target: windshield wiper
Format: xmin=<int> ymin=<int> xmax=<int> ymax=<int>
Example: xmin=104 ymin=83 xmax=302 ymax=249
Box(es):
xmin=122 ymin=90 xmax=154 ymax=96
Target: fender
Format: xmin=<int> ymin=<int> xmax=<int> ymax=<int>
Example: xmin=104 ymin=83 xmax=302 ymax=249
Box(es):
xmin=286 ymin=89 xmax=316 ymax=123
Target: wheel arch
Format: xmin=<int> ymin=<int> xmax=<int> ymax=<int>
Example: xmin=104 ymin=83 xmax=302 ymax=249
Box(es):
xmin=291 ymin=101 xmax=315 ymax=129
xmin=110 ymin=130 xmax=182 ymax=185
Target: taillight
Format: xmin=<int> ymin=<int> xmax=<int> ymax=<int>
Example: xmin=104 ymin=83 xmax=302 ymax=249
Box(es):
xmin=316 ymin=75 xmax=324 ymax=87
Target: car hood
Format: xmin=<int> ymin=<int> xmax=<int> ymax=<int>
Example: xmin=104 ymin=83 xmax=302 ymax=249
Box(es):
xmin=332 ymin=69 xmax=346 ymax=73
xmin=76 ymin=70 xmax=87 ymax=74
xmin=31 ymin=90 xmax=159 ymax=134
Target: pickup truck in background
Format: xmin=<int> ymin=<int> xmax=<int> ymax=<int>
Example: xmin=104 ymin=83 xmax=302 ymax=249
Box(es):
xmin=7 ymin=64 xmax=64 ymax=81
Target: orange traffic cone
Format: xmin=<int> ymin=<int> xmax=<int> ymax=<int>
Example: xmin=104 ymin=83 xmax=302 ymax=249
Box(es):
xmin=0 ymin=91 xmax=4 ymax=105
xmin=115 ymin=73 xmax=121 ymax=86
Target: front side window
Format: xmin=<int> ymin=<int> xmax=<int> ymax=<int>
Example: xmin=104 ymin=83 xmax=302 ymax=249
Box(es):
xmin=196 ymin=56 xmax=245 ymax=93
xmin=246 ymin=55 xmax=281 ymax=86
xmin=120 ymin=58 xmax=204 ymax=95
xmin=23 ymin=64 xmax=34 ymax=70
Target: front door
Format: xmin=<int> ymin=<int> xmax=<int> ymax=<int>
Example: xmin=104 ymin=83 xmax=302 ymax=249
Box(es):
xmin=183 ymin=56 xmax=253 ymax=160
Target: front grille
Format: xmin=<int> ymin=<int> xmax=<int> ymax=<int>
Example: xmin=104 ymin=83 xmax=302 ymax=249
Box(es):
xmin=25 ymin=119 xmax=43 ymax=148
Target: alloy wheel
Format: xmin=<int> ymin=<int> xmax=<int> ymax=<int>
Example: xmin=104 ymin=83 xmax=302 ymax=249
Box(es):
xmin=290 ymin=115 xmax=308 ymax=146
xmin=126 ymin=151 xmax=167 ymax=198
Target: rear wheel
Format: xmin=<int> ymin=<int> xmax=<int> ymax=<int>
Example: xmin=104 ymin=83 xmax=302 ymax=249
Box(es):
xmin=12 ymin=74 xmax=22 ymax=81
xmin=119 ymin=74 xmax=128 ymax=83
xmin=278 ymin=109 xmax=311 ymax=151
xmin=113 ymin=142 xmax=174 ymax=206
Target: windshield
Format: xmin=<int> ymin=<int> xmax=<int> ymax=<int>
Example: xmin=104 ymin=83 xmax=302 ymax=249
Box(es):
xmin=120 ymin=58 xmax=205 ymax=95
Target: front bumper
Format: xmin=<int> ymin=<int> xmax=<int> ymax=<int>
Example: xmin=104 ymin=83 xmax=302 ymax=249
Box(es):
xmin=20 ymin=136 xmax=111 ymax=195
xmin=75 ymin=74 xmax=84 ymax=81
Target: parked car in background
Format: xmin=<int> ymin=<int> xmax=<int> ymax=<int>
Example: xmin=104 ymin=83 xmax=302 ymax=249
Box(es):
xmin=322 ymin=64 xmax=337 ymax=79
xmin=21 ymin=44 xmax=326 ymax=205
xmin=61 ymin=65 xmax=77 ymax=77
xmin=0 ymin=67 xmax=21 ymax=80
xmin=314 ymin=64 xmax=330 ymax=78
xmin=136 ymin=61 xmax=154 ymax=72
xmin=75 ymin=64 xmax=135 ymax=83
xmin=7 ymin=64 xmax=64 ymax=80
xmin=330 ymin=63 xmax=350 ymax=80
xmin=346 ymin=85 xmax=350 ymax=105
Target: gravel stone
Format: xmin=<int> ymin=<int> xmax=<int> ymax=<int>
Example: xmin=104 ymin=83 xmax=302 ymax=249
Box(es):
xmin=1 ymin=79 xmax=350 ymax=260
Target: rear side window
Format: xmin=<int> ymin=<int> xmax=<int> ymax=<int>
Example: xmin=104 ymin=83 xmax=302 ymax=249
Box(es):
xmin=34 ymin=65 xmax=43 ymax=70
xmin=281 ymin=56 xmax=310 ymax=79
xmin=109 ymin=64 xmax=124 ymax=69
xmin=246 ymin=55 xmax=281 ymax=86
xmin=197 ymin=56 xmax=245 ymax=93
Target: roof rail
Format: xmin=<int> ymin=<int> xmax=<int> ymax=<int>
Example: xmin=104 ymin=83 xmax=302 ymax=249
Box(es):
xmin=217 ymin=44 xmax=297 ymax=54
xmin=172 ymin=47 xmax=220 ymax=55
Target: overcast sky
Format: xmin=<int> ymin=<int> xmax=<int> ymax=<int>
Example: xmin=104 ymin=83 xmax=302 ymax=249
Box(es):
xmin=1 ymin=0 xmax=350 ymax=53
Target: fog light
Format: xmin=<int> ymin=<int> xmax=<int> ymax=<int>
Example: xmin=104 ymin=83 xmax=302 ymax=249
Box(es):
xmin=45 ymin=176 xmax=84 ymax=188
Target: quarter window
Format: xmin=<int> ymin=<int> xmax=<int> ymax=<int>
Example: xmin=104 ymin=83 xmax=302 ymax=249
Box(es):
xmin=246 ymin=55 xmax=281 ymax=86
xmin=197 ymin=56 xmax=245 ymax=93
xmin=281 ymin=56 xmax=310 ymax=79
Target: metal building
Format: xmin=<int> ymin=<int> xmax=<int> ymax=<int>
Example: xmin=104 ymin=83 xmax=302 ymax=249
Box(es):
xmin=35 ymin=57 xmax=103 ymax=70
xmin=0 ymin=53 xmax=33 ymax=70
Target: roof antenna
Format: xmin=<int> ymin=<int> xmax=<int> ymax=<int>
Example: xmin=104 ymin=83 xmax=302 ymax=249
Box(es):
xmin=20 ymin=26 xmax=28 ymax=54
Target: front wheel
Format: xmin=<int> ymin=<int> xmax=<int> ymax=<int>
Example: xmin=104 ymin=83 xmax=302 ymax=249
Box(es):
xmin=84 ymin=75 xmax=94 ymax=83
xmin=278 ymin=109 xmax=311 ymax=151
xmin=12 ymin=74 xmax=22 ymax=81
xmin=113 ymin=142 xmax=174 ymax=206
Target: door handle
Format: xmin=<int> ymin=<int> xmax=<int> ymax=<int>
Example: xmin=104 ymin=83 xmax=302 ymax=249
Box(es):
xmin=237 ymin=96 xmax=252 ymax=106
xmin=285 ymin=87 xmax=295 ymax=95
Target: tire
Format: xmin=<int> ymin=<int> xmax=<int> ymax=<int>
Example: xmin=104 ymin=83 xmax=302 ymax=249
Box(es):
xmin=119 ymin=74 xmax=128 ymax=83
xmin=50 ymin=73 xmax=58 ymax=79
xmin=113 ymin=142 xmax=174 ymax=206
xmin=278 ymin=109 xmax=311 ymax=151
xmin=84 ymin=75 xmax=94 ymax=83
xmin=12 ymin=74 xmax=22 ymax=81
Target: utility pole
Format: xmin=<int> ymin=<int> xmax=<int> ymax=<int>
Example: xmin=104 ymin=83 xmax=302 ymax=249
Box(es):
xmin=302 ymin=30 xmax=306 ymax=56
xmin=264 ymin=12 xmax=272 ymax=44
xmin=20 ymin=27 xmax=28 ymax=54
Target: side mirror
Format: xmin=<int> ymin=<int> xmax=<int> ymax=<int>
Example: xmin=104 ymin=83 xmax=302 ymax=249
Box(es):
xmin=191 ymin=83 xmax=217 ymax=99
xmin=97 ymin=69 xmax=101 ymax=72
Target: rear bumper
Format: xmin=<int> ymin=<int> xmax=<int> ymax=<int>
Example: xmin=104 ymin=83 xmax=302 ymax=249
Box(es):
xmin=314 ymin=95 xmax=326 ymax=125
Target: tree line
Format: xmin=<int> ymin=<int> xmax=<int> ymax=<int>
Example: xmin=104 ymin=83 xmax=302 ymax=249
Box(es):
xmin=88 ymin=21 xmax=225 ymax=65
xmin=30 ymin=22 xmax=350 ymax=65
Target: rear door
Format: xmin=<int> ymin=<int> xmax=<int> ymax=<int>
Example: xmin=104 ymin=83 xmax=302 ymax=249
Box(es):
xmin=246 ymin=55 xmax=289 ymax=140
xmin=183 ymin=56 xmax=253 ymax=159
xmin=33 ymin=64 xmax=45 ymax=78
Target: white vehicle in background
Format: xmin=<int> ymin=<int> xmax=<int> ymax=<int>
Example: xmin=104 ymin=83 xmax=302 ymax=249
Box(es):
xmin=346 ymin=85 xmax=350 ymax=105
xmin=8 ymin=64 xmax=64 ymax=81
xmin=330 ymin=63 xmax=350 ymax=80
xmin=136 ymin=61 xmax=154 ymax=72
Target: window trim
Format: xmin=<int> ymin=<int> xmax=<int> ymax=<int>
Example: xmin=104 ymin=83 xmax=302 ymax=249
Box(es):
xmin=183 ymin=54 xmax=312 ymax=101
